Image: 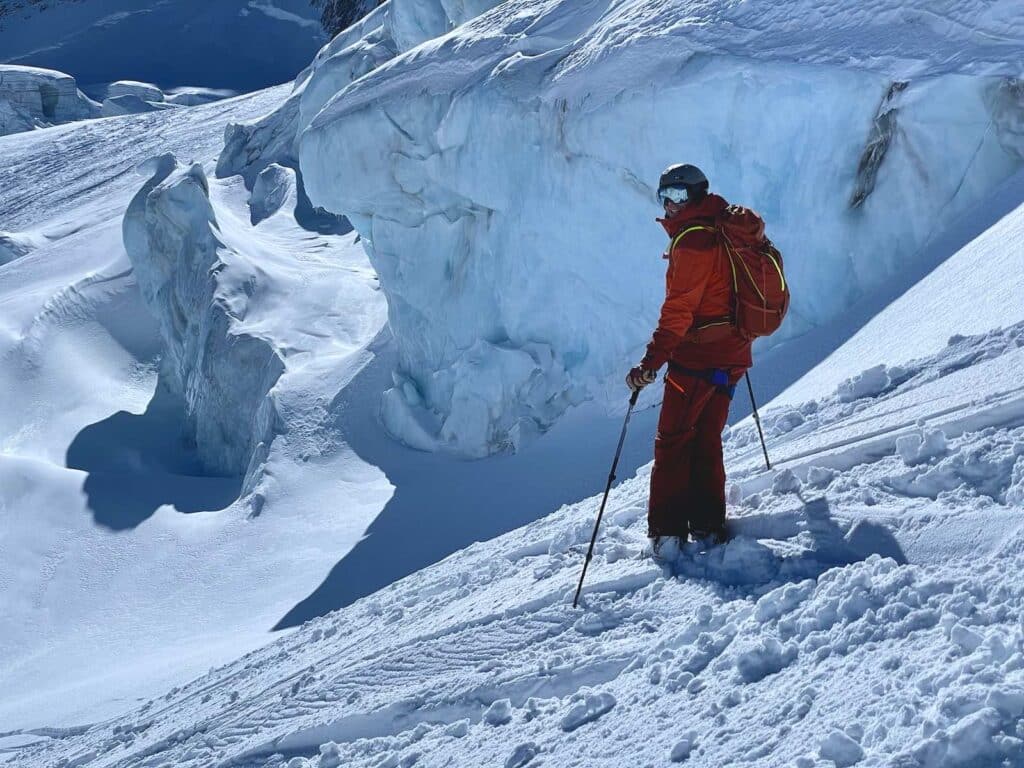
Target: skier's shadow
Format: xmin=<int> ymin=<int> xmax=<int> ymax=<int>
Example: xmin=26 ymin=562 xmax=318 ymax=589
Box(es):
xmin=675 ymin=494 xmax=906 ymax=588
xmin=798 ymin=494 xmax=906 ymax=566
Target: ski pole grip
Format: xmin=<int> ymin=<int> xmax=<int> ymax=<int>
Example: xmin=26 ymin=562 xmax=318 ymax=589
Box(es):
xmin=629 ymin=389 xmax=639 ymax=406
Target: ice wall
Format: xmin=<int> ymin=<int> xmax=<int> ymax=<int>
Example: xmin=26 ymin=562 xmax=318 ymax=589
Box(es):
xmin=0 ymin=65 xmax=99 ymax=136
xmin=216 ymin=0 xmax=504 ymax=187
xmin=123 ymin=155 xmax=284 ymax=482
xmin=295 ymin=0 xmax=1024 ymax=457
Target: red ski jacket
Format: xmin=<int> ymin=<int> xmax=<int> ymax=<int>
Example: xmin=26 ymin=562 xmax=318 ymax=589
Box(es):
xmin=640 ymin=193 xmax=753 ymax=374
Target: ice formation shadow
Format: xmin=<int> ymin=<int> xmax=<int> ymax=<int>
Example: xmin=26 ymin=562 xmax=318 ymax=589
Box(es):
xmin=275 ymin=328 xmax=916 ymax=628
xmin=66 ymin=384 xmax=242 ymax=531
xmin=274 ymin=335 xmax=667 ymax=629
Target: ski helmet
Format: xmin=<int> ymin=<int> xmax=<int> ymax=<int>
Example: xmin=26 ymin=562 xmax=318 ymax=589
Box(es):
xmin=657 ymin=163 xmax=709 ymax=204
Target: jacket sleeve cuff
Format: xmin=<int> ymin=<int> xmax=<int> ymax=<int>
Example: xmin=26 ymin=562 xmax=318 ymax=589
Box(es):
xmin=641 ymin=328 xmax=682 ymax=371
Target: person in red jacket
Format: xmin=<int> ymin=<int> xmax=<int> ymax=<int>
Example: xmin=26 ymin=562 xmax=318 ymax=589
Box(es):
xmin=626 ymin=164 xmax=756 ymax=555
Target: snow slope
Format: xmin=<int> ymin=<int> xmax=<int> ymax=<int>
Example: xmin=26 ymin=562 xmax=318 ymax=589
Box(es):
xmin=0 ymin=91 xmax=391 ymax=730
xmin=778 ymin=168 xmax=1024 ymax=406
xmin=0 ymin=0 xmax=325 ymax=94
xmin=9 ymin=316 xmax=1024 ymax=767
xmin=0 ymin=79 xmax=668 ymax=734
xmin=247 ymin=0 xmax=1024 ymax=457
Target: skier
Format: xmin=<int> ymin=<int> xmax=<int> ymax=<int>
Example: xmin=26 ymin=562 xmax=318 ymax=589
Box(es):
xmin=626 ymin=164 xmax=764 ymax=557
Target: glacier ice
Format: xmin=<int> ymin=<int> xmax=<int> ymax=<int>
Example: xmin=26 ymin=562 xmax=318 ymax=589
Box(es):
xmin=106 ymin=80 xmax=165 ymax=102
xmin=123 ymin=155 xmax=284 ymax=482
xmin=0 ymin=64 xmax=99 ymax=136
xmin=102 ymin=94 xmax=178 ymax=117
xmin=293 ymin=0 xmax=1024 ymax=456
xmin=250 ymin=163 xmax=297 ymax=225
xmin=214 ymin=0 xmax=504 ymax=188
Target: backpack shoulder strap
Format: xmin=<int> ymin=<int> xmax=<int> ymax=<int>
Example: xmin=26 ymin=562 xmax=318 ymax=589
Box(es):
xmin=668 ymin=223 xmax=716 ymax=254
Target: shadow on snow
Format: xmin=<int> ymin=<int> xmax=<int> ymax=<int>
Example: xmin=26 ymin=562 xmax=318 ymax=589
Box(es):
xmin=66 ymin=384 xmax=242 ymax=531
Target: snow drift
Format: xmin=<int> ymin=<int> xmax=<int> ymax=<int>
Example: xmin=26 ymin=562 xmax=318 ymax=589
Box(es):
xmin=0 ymin=64 xmax=99 ymax=135
xmin=123 ymin=155 xmax=284 ymax=482
xmin=218 ymin=0 xmax=1024 ymax=458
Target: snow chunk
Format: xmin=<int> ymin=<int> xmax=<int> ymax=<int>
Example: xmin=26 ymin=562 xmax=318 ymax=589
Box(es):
xmin=837 ymin=365 xmax=890 ymax=403
xmin=895 ymin=429 xmax=948 ymax=466
xmin=669 ymin=732 xmax=698 ymax=762
xmin=735 ymin=637 xmax=798 ymax=683
xmin=505 ymin=742 xmax=540 ymax=768
xmin=1005 ymin=455 xmax=1024 ymax=506
xmin=483 ymin=698 xmax=512 ymax=726
xmin=107 ymin=80 xmax=164 ymax=102
xmin=819 ymin=730 xmax=864 ymax=767
xmin=560 ymin=692 xmax=616 ymax=732
xmin=772 ymin=468 xmax=802 ymax=494
xmin=318 ymin=740 xmax=342 ymax=768
xmin=949 ymin=623 xmax=984 ymax=654
xmin=444 ymin=720 xmax=469 ymax=738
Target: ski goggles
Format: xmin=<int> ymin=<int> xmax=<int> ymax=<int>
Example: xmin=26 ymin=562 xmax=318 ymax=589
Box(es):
xmin=657 ymin=186 xmax=690 ymax=205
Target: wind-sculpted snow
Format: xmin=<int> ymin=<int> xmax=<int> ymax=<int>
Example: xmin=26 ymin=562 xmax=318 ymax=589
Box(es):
xmin=293 ymin=0 xmax=1024 ymax=455
xmin=14 ymin=321 xmax=1024 ymax=768
xmin=123 ymin=154 xmax=285 ymax=482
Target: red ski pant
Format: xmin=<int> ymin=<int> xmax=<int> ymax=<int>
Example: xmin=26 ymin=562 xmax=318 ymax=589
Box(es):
xmin=647 ymin=370 xmax=734 ymax=537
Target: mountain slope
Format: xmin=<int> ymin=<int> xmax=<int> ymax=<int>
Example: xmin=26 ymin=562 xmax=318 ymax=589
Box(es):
xmin=0 ymin=0 xmax=325 ymax=93
xmin=9 ymin=313 xmax=1024 ymax=767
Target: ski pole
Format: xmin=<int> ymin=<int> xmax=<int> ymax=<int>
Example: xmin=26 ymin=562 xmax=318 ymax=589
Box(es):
xmin=573 ymin=388 xmax=640 ymax=609
xmin=745 ymin=371 xmax=771 ymax=470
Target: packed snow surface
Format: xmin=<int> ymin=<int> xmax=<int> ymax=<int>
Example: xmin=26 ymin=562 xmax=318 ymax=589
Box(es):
xmin=4 ymin=0 xmax=1024 ymax=762
xmin=258 ymin=0 xmax=1024 ymax=456
xmin=11 ymin=320 xmax=1024 ymax=767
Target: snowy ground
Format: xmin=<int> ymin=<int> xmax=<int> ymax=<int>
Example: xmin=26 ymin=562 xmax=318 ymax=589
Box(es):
xmin=7 ymin=314 xmax=1023 ymax=767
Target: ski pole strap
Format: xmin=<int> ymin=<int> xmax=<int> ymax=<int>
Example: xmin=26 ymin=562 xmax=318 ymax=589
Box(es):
xmin=666 ymin=363 xmax=737 ymax=399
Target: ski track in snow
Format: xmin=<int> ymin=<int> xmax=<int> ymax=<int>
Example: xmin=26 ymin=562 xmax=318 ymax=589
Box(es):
xmin=10 ymin=322 xmax=1024 ymax=767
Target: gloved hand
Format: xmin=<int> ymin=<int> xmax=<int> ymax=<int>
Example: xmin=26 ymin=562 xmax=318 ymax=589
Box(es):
xmin=626 ymin=366 xmax=658 ymax=393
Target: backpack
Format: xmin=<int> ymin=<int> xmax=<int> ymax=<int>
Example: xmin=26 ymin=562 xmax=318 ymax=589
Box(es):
xmin=717 ymin=205 xmax=790 ymax=339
